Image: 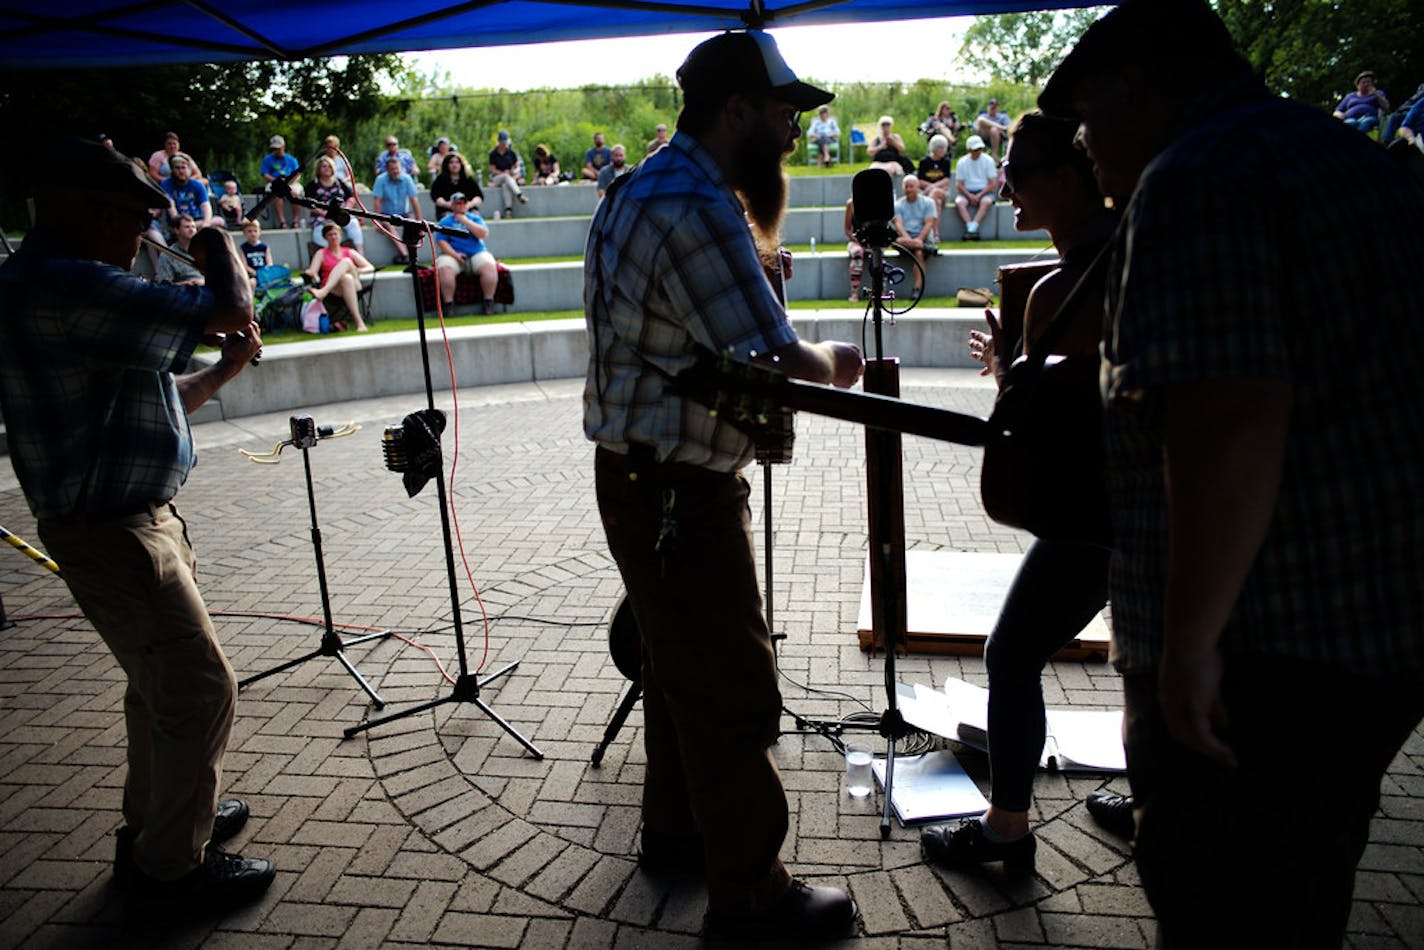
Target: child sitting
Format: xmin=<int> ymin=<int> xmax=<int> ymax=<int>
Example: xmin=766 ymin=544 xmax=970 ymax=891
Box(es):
xmin=239 ymin=220 xmax=272 ymax=289
xmin=218 ymin=179 xmax=244 ymax=228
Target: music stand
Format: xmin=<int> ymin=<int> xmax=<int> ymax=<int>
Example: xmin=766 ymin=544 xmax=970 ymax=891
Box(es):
xmin=239 ymin=416 xmax=391 ymax=706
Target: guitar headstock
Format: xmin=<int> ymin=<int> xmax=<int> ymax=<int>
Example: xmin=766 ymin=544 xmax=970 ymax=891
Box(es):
xmin=675 ymin=346 xmax=795 ymax=463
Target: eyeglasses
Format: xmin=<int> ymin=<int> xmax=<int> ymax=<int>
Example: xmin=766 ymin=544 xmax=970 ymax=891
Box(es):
xmin=998 ymin=158 xmax=1047 ymax=197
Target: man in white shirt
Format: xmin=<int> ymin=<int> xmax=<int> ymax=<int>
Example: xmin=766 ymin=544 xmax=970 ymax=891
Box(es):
xmin=893 ymin=175 xmax=938 ymax=291
xmin=954 ymin=134 xmax=999 ymax=239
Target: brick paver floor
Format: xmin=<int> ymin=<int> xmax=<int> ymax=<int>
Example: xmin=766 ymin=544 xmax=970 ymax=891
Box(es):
xmin=1 ymin=372 xmax=1420 ymax=948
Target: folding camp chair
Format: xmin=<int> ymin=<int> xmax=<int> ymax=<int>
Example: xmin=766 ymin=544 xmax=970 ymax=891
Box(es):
xmin=254 ymin=264 xmax=305 ymax=332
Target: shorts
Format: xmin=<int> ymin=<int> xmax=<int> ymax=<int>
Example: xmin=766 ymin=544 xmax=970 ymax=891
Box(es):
xmin=437 ymin=250 xmax=495 ymax=274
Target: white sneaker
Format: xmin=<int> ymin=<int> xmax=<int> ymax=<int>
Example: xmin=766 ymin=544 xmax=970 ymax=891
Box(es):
xmin=966 ymin=221 xmax=979 ymax=235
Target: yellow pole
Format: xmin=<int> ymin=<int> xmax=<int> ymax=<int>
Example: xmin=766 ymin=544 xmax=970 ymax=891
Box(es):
xmin=0 ymin=526 xmax=60 ymax=575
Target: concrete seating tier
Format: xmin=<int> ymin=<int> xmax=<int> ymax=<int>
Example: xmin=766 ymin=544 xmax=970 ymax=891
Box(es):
xmin=242 ymin=202 xmax=1042 ymax=273
xmin=190 ymin=310 xmax=994 ymax=422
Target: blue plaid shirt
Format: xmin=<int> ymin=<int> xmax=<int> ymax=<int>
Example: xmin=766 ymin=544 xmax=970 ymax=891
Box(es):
xmin=1103 ymin=96 xmax=1424 ymax=678
xmin=583 ymin=131 xmax=797 ymax=472
xmin=0 ymin=230 xmax=211 ymax=519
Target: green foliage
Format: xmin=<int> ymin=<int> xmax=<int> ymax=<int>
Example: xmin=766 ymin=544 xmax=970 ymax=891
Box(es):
xmin=959 ymin=8 xmax=1111 ymax=87
xmin=1213 ymin=0 xmax=1424 ymax=110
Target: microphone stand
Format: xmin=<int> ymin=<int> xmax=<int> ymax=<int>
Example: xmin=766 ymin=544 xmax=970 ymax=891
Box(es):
xmin=312 ymin=197 xmax=540 ymax=758
xmin=239 ymin=416 xmax=391 ymax=706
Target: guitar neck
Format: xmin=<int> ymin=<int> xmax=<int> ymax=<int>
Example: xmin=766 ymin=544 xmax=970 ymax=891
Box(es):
xmin=676 ymin=355 xmax=989 ymax=448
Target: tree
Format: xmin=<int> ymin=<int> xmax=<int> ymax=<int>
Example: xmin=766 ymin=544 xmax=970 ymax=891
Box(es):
xmin=1213 ymin=0 xmax=1424 ymax=110
xmin=958 ymin=7 xmax=1111 ymax=87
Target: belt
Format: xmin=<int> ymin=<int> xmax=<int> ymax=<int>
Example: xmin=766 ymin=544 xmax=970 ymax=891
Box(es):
xmin=599 ymin=444 xmax=735 ymax=486
xmin=46 ymin=498 xmax=172 ymax=524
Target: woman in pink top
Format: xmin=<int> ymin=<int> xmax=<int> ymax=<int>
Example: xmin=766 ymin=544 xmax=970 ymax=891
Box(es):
xmin=303 ymin=222 xmax=374 ymax=332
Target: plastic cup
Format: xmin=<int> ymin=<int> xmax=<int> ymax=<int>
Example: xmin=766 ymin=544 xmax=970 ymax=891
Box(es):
xmin=844 ymin=740 xmax=873 ymax=798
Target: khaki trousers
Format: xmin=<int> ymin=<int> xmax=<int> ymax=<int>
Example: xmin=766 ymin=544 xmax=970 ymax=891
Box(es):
xmin=39 ymin=502 xmax=237 ymax=881
xmin=595 ymin=447 xmax=791 ymax=912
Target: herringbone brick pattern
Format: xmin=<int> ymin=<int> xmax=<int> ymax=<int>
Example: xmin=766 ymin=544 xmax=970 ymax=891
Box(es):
xmin=0 ymin=372 xmax=1419 ymax=948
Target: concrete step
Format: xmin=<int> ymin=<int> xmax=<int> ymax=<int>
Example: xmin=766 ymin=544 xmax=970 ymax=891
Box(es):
xmin=194 ymin=309 xmax=995 ymax=421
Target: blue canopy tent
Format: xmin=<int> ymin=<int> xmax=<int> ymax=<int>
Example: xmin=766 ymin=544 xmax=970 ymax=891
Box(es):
xmin=0 ymin=0 xmax=1099 ymax=69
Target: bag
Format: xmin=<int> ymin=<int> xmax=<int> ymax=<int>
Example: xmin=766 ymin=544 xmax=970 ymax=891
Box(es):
xmin=956 ymin=287 xmax=993 ymax=308
xmin=301 ymin=299 xmax=326 ymax=333
xmin=494 ymin=262 xmax=515 ymax=305
xmin=977 ymin=244 xmax=1114 ymax=546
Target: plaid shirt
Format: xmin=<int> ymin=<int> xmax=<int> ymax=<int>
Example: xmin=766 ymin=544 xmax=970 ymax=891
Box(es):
xmin=583 ymin=132 xmax=797 ymax=472
xmin=1103 ymin=96 xmax=1424 ymax=678
xmin=0 ymin=230 xmax=210 ymax=519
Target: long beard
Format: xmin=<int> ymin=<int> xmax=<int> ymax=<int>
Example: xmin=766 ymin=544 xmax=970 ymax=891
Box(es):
xmin=729 ymin=128 xmax=789 ymax=249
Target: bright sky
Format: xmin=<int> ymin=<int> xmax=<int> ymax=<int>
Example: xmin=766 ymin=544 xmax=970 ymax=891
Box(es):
xmin=404 ymin=17 xmax=979 ymax=92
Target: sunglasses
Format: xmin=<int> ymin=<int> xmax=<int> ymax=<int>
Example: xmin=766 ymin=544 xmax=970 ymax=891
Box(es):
xmin=998 ymin=158 xmax=1049 ymax=197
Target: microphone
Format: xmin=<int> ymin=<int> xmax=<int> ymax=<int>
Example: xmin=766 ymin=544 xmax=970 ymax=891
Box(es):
xmin=383 ymin=409 xmax=447 ymax=497
xmin=851 ymin=168 xmax=898 ymax=248
xmin=325 ymin=200 xmax=351 ymax=227
xmin=246 ymin=168 xmax=299 ymax=223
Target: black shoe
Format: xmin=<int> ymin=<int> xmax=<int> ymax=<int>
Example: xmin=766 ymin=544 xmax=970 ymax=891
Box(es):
xmin=921 ymin=818 xmax=1035 ymax=875
xmin=705 ymin=879 xmax=856 ymax=941
xmin=637 ymin=827 xmax=704 ymax=875
xmin=517 ymin=192 xmax=529 ymax=204
xmin=123 ymin=846 xmax=275 ymax=906
xmin=115 ymin=799 xmax=251 ymax=882
xmin=1085 ymin=790 xmax=1136 ymax=838
xmin=481 ymin=298 xmax=496 ymax=315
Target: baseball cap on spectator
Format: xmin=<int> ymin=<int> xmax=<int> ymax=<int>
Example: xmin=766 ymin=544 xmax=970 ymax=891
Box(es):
xmin=497 ymin=130 xmax=510 ymax=143
xmin=450 ymin=192 xmax=469 ymax=203
xmin=677 ymin=30 xmax=833 ymax=111
xmin=44 ymin=136 xmax=169 ymax=208
xmin=878 ymin=115 xmax=893 ymax=126
xmin=1355 ymin=70 xmax=1376 ymax=85
xmin=269 ymin=135 xmax=285 ymax=148
xmin=966 ymin=135 xmax=986 ymax=150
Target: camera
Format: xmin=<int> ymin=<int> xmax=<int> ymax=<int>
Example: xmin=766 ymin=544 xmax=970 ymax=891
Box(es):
xmin=290 ymin=415 xmax=318 ymax=449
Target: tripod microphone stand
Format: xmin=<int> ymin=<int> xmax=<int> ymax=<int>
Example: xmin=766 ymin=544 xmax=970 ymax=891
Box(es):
xmin=324 ymin=208 xmax=541 ymax=757
xmin=239 ymin=415 xmax=391 ymax=706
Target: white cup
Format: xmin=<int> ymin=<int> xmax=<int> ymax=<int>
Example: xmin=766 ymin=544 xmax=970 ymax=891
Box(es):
xmin=844 ymin=740 xmax=873 ymax=798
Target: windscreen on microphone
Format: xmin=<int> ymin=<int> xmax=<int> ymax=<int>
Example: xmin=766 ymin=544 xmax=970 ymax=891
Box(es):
xmin=851 ymin=168 xmax=895 ymax=230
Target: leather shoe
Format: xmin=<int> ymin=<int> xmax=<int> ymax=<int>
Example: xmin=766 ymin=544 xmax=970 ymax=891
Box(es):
xmin=705 ymin=879 xmax=856 ymax=941
xmin=637 ymin=827 xmax=704 ymax=875
xmin=129 ymin=846 xmax=276 ymax=906
xmin=115 ymin=799 xmax=251 ymax=882
xmin=1085 ymin=789 xmax=1136 ymax=838
xmin=921 ymin=818 xmax=1035 ymax=875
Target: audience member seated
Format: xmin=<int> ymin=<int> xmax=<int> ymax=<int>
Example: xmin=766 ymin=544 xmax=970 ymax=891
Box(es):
xmin=1400 ymin=96 xmax=1424 ymax=150
xmin=307 ymin=156 xmax=363 ymax=252
xmin=260 ymin=135 xmax=303 ymax=229
xmin=893 ymin=175 xmax=938 ymax=293
xmin=974 ymin=99 xmax=1011 ymax=160
xmin=488 ymin=130 xmax=528 ymax=216
xmin=304 ymin=221 xmax=374 ymax=332
xmin=808 ymin=105 xmax=840 ymax=167
xmin=160 ymin=155 xmax=215 ymax=233
xmin=147 ymin=131 xmax=203 ymax=184
xmin=869 ymin=116 xmax=913 ymax=176
xmin=1384 ymin=82 xmax=1424 ymax=141
xmin=647 ymin=123 xmax=671 ymax=155
xmin=596 ymin=144 xmax=631 ymax=199
xmin=372 ymin=156 xmax=422 ymax=265
xmin=924 ymin=101 xmax=962 ymax=146
xmin=917 ymin=134 xmax=955 ymax=228
xmin=318 ymin=134 xmax=354 ymax=186
xmin=843 ymin=197 xmax=863 ymax=302
xmin=427 ymin=137 xmax=456 ymax=181
xmin=239 ymin=220 xmax=271 ymax=287
xmin=435 ymin=192 xmax=499 ymax=315
xmin=155 ymin=215 xmax=204 ymax=285
xmin=217 ymin=179 xmax=244 ymax=228
xmin=374 ymin=136 xmax=417 ymax=179
xmin=955 ymin=134 xmax=998 ymax=240
xmin=1334 ymin=70 xmax=1390 ymax=133
xmin=529 ymin=144 xmax=562 ymax=185
xmin=431 ymin=152 xmax=484 ymax=216
xmin=583 ymin=132 xmax=612 ymax=181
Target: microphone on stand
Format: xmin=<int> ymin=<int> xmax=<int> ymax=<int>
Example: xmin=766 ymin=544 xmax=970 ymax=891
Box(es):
xmin=246 ymin=167 xmax=301 ymax=223
xmin=851 ymin=168 xmax=898 ymax=248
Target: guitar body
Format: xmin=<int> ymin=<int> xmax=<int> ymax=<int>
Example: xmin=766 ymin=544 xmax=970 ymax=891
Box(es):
xmin=980 ymin=355 xmax=1112 ymax=547
xmin=607 ymin=594 xmax=642 ymax=684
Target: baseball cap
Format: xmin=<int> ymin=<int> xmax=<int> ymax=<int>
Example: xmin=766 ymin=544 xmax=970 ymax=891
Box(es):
xmin=966 ymin=135 xmax=986 ymax=150
xmin=677 ymin=30 xmax=833 ymax=111
xmin=450 ymin=191 xmax=469 ymax=203
xmin=1039 ymin=0 xmax=1247 ymax=118
xmin=42 ymin=136 xmax=169 ymax=209
xmin=497 ymin=130 xmax=510 ymax=143
xmin=269 ymin=135 xmax=285 ymax=148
